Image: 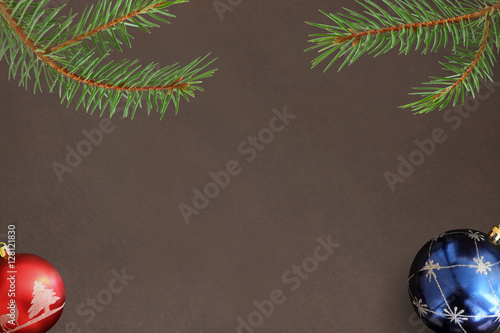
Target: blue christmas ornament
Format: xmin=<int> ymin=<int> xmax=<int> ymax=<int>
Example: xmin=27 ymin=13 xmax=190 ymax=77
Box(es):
xmin=408 ymin=228 xmax=500 ymax=333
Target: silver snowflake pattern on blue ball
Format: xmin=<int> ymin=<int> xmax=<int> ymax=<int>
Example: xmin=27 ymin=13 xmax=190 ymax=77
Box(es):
xmin=408 ymin=229 xmax=500 ymax=333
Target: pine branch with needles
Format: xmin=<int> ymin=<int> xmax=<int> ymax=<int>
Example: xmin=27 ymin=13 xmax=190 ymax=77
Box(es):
xmin=0 ymin=0 xmax=217 ymax=119
xmin=306 ymin=0 xmax=500 ymax=114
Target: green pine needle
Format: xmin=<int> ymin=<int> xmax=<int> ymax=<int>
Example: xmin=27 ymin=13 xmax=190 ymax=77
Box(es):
xmin=0 ymin=0 xmax=217 ymax=119
xmin=306 ymin=0 xmax=500 ymax=114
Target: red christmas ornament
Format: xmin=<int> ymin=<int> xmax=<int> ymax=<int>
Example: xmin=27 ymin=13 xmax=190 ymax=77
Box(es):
xmin=0 ymin=243 xmax=65 ymax=333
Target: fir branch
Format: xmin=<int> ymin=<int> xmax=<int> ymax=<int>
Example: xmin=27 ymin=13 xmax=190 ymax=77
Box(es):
xmin=45 ymin=0 xmax=186 ymax=55
xmin=330 ymin=2 xmax=496 ymax=46
xmin=0 ymin=2 xmax=187 ymax=91
xmin=0 ymin=0 xmax=217 ymax=118
xmin=402 ymin=15 xmax=495 ymax=113
xmin=436 ymin=18 xmax=490 ymax=98
xmin=306 ymin=0 xmax=500 ymax=114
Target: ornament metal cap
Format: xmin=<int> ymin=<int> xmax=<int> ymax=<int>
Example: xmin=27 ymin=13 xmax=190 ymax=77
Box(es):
xmin=489 ymin=225 xmax=500 ymax=244
xmin=0 ymin=242 xmax=12 ymax=257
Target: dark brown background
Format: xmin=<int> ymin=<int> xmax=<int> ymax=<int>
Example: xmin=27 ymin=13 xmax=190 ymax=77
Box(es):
xmin=1 ymin=1 xmax=500 ymax=332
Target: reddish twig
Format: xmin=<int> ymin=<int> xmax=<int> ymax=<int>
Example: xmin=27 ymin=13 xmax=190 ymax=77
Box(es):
xmin=45 ymin=2 xmax=168 ymax=55
xmin=334 ymin=3 xmax=500 ymax=45
xmin=0 ymin=1 xmax=188 ymax=92
xmin=433 ymin=16 xmax=492 ymax=99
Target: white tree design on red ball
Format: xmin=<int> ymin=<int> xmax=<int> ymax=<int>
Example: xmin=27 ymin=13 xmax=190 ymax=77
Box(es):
xmin=0 ymin=281 xmax=64 ymax=333
xmin=28 ymin=281 xmax=60 ymax=319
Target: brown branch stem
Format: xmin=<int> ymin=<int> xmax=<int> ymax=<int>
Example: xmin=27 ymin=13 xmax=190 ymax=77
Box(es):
xmin=0 ymin=1 xmax=188 ymax=92
xmin=46 ymin=2 xmax=167 ymax=55
xmin=334 ymin=2 xmax=500 ymax=44
xmin=433 ymin=16 xmax=491 ymax=99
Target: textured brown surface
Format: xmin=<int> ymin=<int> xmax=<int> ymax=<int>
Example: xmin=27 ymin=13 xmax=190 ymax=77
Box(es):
xmin=1 ymin=1 xmax=500 ymax=332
